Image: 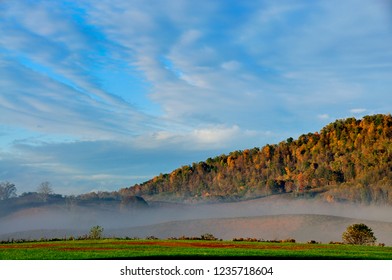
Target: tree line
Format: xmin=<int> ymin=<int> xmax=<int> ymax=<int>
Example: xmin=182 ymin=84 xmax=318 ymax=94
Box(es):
xmin=0 ymin=181 xmax=54 ymax=201
xmin=0 ymin=181 xmax=147 ymax=218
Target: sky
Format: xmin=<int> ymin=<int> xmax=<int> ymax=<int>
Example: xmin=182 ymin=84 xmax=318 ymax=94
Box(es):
xmin=1 ymin=0 xmax=392 ymax=195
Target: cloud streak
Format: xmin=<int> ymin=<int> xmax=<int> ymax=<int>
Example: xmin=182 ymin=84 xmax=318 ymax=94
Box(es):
xmin=0 ymin=57 xmax=152 ymax=140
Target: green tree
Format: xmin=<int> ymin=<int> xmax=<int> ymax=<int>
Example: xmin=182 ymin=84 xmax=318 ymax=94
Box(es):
xmin=89 ymin=225 xmax=104 ymax=239
xmin=342 ymin=223 xmax=377 ymax=245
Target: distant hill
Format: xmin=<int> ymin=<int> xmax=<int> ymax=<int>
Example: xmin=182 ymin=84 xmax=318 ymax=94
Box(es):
xmin=0 ymin=191 xmax=148 ymax=219
xmin=122 ymin=114 xmax=392 ymax=204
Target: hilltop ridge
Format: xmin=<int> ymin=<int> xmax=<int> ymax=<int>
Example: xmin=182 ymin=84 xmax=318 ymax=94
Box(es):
xmin=122 ymin=114 xmax=392 ymax=204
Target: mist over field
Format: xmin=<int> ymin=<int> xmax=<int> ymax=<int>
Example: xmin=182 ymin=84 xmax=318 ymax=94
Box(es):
xmin=1 ymin=196 xmax=391 ymax=245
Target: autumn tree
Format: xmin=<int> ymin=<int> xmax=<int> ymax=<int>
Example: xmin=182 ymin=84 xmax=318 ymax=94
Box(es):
xmin=342 ymin=223 xmax=377 ymax=245
xmin=123 ymin=114 xmax=392 ymax=203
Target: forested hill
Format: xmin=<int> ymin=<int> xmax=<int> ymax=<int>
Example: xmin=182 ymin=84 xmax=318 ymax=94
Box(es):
xmin=122 ymin=114 xmax=392 ymax=204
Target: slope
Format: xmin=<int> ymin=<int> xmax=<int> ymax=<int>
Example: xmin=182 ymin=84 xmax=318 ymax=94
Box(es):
xmin=122 ymin=114 xmax=392 ymax=204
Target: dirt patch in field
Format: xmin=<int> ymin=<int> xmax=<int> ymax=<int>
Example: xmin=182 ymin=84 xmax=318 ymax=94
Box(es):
xmin=0 ymin=243 xmax=65 ymax=249
xmin=59 ymin=247 xmax=123 ymax=251
xmin=106 ymin=240 xmax=323 ymax=251
xmin=0 ymin=240 xmax=327 ymax=252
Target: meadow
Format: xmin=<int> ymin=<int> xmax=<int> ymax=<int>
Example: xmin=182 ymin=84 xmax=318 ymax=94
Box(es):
xmin=0 ymin=239 xmax=391 ymax=260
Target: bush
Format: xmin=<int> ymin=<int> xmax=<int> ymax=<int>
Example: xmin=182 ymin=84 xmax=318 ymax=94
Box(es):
xmin=200 ymin=233 xmax=217 ymax=241
xmin=233 ymin=237 xmax=260 ymax=242
xmin=282 ymin=238 xmax=296 ymax=243
xmin=329 ymin=241 xmax=344 ymax=245
xmin=342 ymin=223 xmax=377 ymax=245
xmin=146 ymin=236 xmax=159 ymax=240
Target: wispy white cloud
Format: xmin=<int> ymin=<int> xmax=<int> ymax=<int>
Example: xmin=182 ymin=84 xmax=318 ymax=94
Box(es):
xmin=350 ymin=108 xmax=367 ymax=114
xmin=0 ymin=57 xmax=154 ymax=140
xmin=317 ymin=114 xmax=330 ymax=120
xmin=221 ymin=60 xmax=242 ymax=71
xmin=0 ymin=1 xmax=161 ymax=139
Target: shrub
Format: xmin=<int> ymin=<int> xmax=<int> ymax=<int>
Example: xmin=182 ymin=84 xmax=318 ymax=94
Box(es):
xmin=329 ymin=241 xmax=344 ymax=245
xmin=282 ymin=238 xmax=296 ymax=243
xmin=233 ymin=237 xmax=260 ymax=242
xmin=200 ymin=233 xmax=217 ymax=241
xmin=146 ymin=235 xmax=159 ymax=240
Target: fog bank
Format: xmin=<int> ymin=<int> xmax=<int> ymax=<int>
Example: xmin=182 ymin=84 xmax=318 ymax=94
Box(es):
xmin=1 ymin=197 xmax=391 ymax=244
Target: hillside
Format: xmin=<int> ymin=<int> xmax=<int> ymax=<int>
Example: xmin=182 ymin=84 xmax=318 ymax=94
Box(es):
xmin=122 ymin=114 xmax=392 ymax=204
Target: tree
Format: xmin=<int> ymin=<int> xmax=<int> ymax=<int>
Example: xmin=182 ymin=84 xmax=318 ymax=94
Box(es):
xmin=89 ymin=225 xmax=104 ymax=239
xmin=37 ymin=181 xmax=53 ymax=202
xmin=0 ymin=181 xmax=17 ymax=200
xmin=342 ymin=223 xmax=377 ymax=245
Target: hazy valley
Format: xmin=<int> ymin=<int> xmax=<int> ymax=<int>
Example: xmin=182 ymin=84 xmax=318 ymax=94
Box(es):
xmin=1 ymin=115 xmax=391 ymax=245
xmin=1 ymin=195 xmax=392 ymax=245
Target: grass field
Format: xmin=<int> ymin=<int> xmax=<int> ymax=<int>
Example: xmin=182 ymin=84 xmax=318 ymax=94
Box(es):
xmin=0 ymin=239 xmax=391 ymax=260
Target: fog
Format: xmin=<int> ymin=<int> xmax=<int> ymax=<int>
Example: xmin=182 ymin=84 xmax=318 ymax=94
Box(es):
xmin=1 ymin=196 xmax=391 ymax=244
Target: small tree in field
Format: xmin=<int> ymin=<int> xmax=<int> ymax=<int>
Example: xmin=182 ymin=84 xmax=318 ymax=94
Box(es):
xmin=89 ymin=225 xmax=104 ymax=239
xmin=342 ymin=223 xmax=377 ymax=245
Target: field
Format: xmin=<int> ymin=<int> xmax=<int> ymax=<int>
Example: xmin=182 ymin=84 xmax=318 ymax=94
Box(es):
xmin=1 ymin=239 xmax=391 ymax=260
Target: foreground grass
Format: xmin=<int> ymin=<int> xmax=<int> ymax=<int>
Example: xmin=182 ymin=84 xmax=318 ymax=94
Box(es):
xmin=0 ymin=239 xmax=391 ymax=260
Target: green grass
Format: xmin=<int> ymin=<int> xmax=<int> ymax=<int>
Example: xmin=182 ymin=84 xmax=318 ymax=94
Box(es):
xmin=0 ymin=239 xmax=391 ymax=260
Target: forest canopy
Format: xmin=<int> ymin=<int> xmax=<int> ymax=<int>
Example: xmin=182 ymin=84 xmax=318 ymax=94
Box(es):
xmin=123 ymin=114 xmax=392 ymax=204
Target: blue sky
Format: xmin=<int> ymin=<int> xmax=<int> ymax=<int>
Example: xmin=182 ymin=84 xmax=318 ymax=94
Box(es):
xmin=1 ymin=0 xmax=391 ymax=195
